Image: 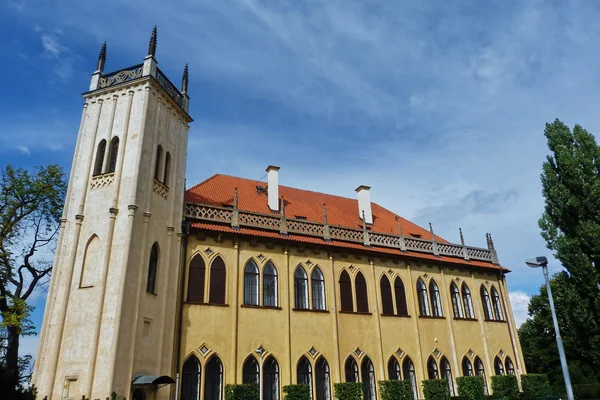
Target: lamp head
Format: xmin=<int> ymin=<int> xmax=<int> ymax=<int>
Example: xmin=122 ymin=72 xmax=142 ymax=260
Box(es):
xmin=525 ymin=256 xmax=548 ymax=268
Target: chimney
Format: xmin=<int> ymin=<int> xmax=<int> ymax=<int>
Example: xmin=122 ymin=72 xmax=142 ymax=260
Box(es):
xmin=355 ymin=185 xmax=373 ymax=224
xmin=266 ymin=165 xmax=280 ymax=211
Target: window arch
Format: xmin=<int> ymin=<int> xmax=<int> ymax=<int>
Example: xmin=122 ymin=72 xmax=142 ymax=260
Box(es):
xmin=263 ymin=262 xmax=278 ymax=307
xmin=494 ymin=356 xmax=505 ymax=375
xmin=187 ymin=254 xmax=206 ymax=302
xmin=181 ymin=355 xmax=201 ymax=400
xmin=294 ymin=266 xmax=309 ymax=309
xmin=387 ymin=357 xmax=401 ymax=380
xmin=107 ymin=136 xmax=119 ymax=173
xmin=242 ymin=356 xmax=259 ymax=384
xmin=154 ymin=145 xmax=163 ymax=180
xmin=380 ymin=276 xmax=394 ymax=315
xmin=441 ymin=357 xmax=454 ymax=396
xmin=475 ymin=357 xmax=487 ymax=394
xmin=315 ymin=357 xmax=331 ymax=400
xmin=355 ymin=272 xmax=369 ymax=313
xmin=339 ymin=270 xmax=354 ymax=312
xmin=146 ymin=243 xmax=159 ymax=294
xmin=344 ymin=357 xmax=359 ymax=382
xmin=417 ymin=279 xmax=430 ymax=316
xmin=481 ymin=286 xmax=493 ymax=320
xmin=491 ymin=287 xmax=504 ymax=321
xmin=461 ymin=284 xmax=475 ymax=319
xmin=402 ymin=357 xmax=418 ymax=400
xmin=205 ymin=355 xmax=223 ymax=400
xmin=361 ymin=356 xmax=376 ymax=400
xmin=297 ymin=356 xmax=312 ymax=393
xmin=450 ymin=282 xmax=464 ymax=318
xmin=427 ymin=356 xmax=438 ymax=379
xmin=93 ymin=139 xmax=107 ymax=176
xmin=394 ymin=277 xmax=408 ymax=316
xmin=311 ymin=267 xmax=326 ymax=310
xmin=209 ymin=256 xmax=226 ymax=304
xmin=244 ymin=260 xmax=259 ymax=305
xmin=164 ymin=151 xmax=171 ymax=186
xmin=429 ymin=279 xmax=443 ymax=317
xmin=462 ymin=357 xmax=473 ymax=376
xmin=505 ymin=356 xmax=515 ymax=375
xmin=264 ymin=356 xmax=280 ymax=400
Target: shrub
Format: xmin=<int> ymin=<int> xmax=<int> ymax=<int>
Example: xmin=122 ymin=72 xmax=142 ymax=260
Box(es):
xmin=225 ymin=383 xmax=260 ymax=400
xmin=379 ymin=380 xmax=413 ymax=400
xmin=490 ymin=375 xmax=519 ymax=400
xmin=456 ymin=376 xmax=485 ymax=400
xmin=334 ymin=382 xmax=363 ymax=400
xmin=283 ymin=384 xmax=311 ymax=400
xmin=423 ymin=379 xmax=451 ymax=400
xmin=520 ymin=374 xmax=551 ymax=400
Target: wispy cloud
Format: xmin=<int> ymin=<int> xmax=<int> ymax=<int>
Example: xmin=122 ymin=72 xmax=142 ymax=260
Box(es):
xmin=509 ymin=291 xmax=531 ymax=327
xmin=16 ymin=145 xmax=30 ymax=155
xmin=41 ymin=34 xmax=65 ymax=58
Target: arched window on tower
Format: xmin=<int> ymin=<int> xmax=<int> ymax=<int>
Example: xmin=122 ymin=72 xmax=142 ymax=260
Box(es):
xmin=355 ymin=272 xmax=369 ymax=313
xmin=311 ymin=267 xmax=326 ymax=310
xmin=181 ymin=355 xmax=201 ymax=400
xmin=146 ymin=243 xmax=159 ymax=294
xmin=294 ymin=266 xmax=309 ymax=309
xmin=243 ymin=356 xmax=259 ymax=384
xmin=429 ymin=279 xmax=443 ymax=317
xmin=394 ymin=277 xmax=408 ymax=316
xmin=481 ymin=286 xmax=494 ymax=320
xmin=264 ymin=356 xmax=280 ymax=400
xmin=244 ymin=260 xmax=259 ymax=305
xmin=402 ymin=357 xmax=418 ymax=400
xmin=263 ymin=262 xmax=278 ymax=307
xmin=344 ymin=357 xmax=359 ymax=382
xmin=154 ymin=145 xmax=163 ymax=180
xmin=164 ymin=151 xmax=171 ymax=186
xmin=204 ymin=355 xmax=223 ymax=400
xmin=387 ymin=357 xmax=401 ymax=380
xmin=462 ymin=357 xmax=474 ymax=376
xmin=505 ymin=356 xmax=515 ymax=375
xmin=417 ymin=279 xmax=430 ymax=316
xmin=441 ymin=357 xmax=454 ymax=396
xmin=361 ymin=356 xmax=376 ymax=400
xmin=427 ymin=356 xmax=438 ymax=379
xmin=380 ymin=275 xmax=394 ymax=315
xmin=491 ymin=286 xmax=504 ymax=321
xmin=462 ymin=283 xmax=475 ymax=319
xmin=187 ymin=254 xmax=206 ymax=303
xmin=494 ymin=356 xmax=505 ymax=375
xmin=107 ymin=136 xmax=119 ymax=173
xmin=315 ymin=357 xmax=331 ymax=400
xmin=93 ymin=139 xmax=107 ymax=176
xmin=297 ymin=356 xmax=312 ymax=394
xmin=451 ymin=282 xmax=464 ymax=318
xmin=339 ymin=270 xmax=353 ymax=312
xmin=208 ymin=256 xmax=226 ymax=304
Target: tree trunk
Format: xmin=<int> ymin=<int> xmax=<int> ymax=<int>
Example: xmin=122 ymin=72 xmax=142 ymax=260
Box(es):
xmin=5 ymin=325 xmax=20 ymax=389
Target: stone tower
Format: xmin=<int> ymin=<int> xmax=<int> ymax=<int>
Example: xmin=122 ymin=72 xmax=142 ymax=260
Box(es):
xmin=32 ymin=28 xmax=192 ymax=400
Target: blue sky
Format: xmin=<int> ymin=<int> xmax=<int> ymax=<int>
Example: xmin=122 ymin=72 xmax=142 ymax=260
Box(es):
xmin=3 ymin=0 xmax=600 ymax=359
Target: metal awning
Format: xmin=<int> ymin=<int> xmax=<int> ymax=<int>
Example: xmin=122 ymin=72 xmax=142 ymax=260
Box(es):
xmin=132 ymin=375 xmax=176 ymax=385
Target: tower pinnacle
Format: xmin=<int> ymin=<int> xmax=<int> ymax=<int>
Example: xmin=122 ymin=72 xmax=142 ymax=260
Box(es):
xmin=182 ymin=63 xmax=189 ymax=93
xmin=96 ymin=42 xmax=107 ymax=73
xmin=148 ymin=26 xmax=157 ymax=57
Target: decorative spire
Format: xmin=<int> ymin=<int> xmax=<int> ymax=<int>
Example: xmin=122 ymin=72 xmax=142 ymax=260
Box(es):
xmin=233 ymin=187 xmax=238 ymax=209
xmin=279 ymin=196 xmax=288 ymax=235
xmin=459 ymin=228 xmax=469 ymax=260
xmin=148 ymin=26 xmax=157 ymax=57
xmin=429 ymin=223 xmax=439 ymax=256
xmin=487 ymin=233 xmax=499 ymax=265
xmin=362 ymin=210 xmax=371 ymax=246
xmin=231 ymin=188 xmax=239 ymax=229
xmin=181 ymin=63 xmax=189 ymax=93
xmin=97 ymin=42 xmax=107 ymax=72
xmin=323 ymin=203 xmax=331 ymax=241
xmin=395 ymin=216 xmax=406 ymax=251
xmin=459 ymin=228 xmax=465 ymax=246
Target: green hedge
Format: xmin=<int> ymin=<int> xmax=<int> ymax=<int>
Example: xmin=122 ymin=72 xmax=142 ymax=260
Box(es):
xmin=283 ymin=384 xmax=311 ymax=400
xmin=378 ymin=380 xmax=413 ymax=400
xmin=225 ymin=383 xmax=259 ymax=400
xmin=552 ymin=383 xmax=600 ymax=399
xmin=520 ymin=374 xmax=551 ymax=400
xmin=423 ymin=379 xmax=451 ymax=400
xmin=490 ymin=375 xmax=519 ymax=400
xmin=456 ymin=376 xmax=485 ymax=400
xmin=334 ymin=382 xmax=363 ymax=400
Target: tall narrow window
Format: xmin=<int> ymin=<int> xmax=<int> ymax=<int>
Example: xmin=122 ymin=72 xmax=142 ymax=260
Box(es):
xmin=204 ymin=355 xmax=223 ymax=400
xmin=315 ymin=357 xmax=331 ymax=400
xmin=494 ymin=356 xmax=505 ymax=375
xmin=339 ymin=270 xmax=354 ymax=312
xmin=107 ymin=136 xmax=119 ymax=173
xmin=93 ymin=139 xmax=107 ymax=176
xmin=297 ymin=356 xmax=312 ymax=394
xmin=462 ymin=284 xmax=475 ymax=319
xmin=311 ymin=267 xmax=326 ymax=310
xmin=475 ymin=357 xmax=487 ymax=394
xmin=164 ymin=151 xmax=171 ymax=186
xmin=355 ymin=272 xmax=369 ymax=313
xmin=344 ymin=357 xmax=359 ymax=382
xmin=387 ymin=357 xmax=401 ymax=380
xmin=146 ymin=243 xmax=159 ymax=294
xmin=380 ymin=276 xmax=394 ymax=315
xmin=402 ymin=357 xmax=418 ymax=400
xmin=209 ymin=256 xmax=226 ymax=304
xmin=417 ymin=279 xmax=430 ymax=316
xmin=154 ymin=145 xmax=163 ymax=180
xmin=244 ymin=260 xmax=259 ymax=305
xmin=294 ymin=266 xmax=309 ymax=309
xmin=264 ymin=356 xmax=280 ymax=400
xmin=481 ymin=286 xmax=493 ymax=320
xmin=429 ymin=280 xmax=443 ymax=317
xmin=441 ymin=357 xmax=454 ymax=396
xmin=427 ymin=356 xmax=438 ymax=379
xmin=505 ymin=357 xmax=515 ymax=375
xmin=243 ymin=356 xmax=259 ymax=384
xmin=181 ymin=355 xmax=201 ymax=400
xmin=187 ymin=254 xmax=206 ymax=302
xmin=462 ymin=357 xmax=473 ymax=376
xmin=491 ymin=287 xmax=504 ymax=321
xmin=394 ymin=277 xmax=408 ymax=316
xmin=450 ymin=282 xmax=464 ymax=318
xmin=361 ymin=357 xmax=376 ymax=400
xmin=263 ymin=262 xmax=278 ymax=307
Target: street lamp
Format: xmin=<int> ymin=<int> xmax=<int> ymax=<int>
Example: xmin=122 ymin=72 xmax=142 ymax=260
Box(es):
xmin=525 ymin=256 xmax=574 ymax=400
xmin=256 ymin=345 xmax=265 ymax=400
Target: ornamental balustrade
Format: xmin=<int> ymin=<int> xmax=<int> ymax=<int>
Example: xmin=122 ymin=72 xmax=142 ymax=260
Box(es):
xmin=184 ymin=202 xmax=496 ymax=263
xmin=156 ymin=68 xmax=184 ymax=108
xmin=98 ymin=64 xmax=143 ymax=89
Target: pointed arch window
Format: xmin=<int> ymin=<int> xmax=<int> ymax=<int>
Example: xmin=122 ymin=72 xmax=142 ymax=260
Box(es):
xmin=146 ymin=243 xmax=159 ymax=294
xmin=475 ymin=357 xmax=487 ymax=394
xmin=263 ymin=262 xmax=278 ymax=307
xmin=417 ymin=279 xmax=430 ymax=316
xmin=243 ymin=356 xmax=259 ymax=384
xmin=505 ymin=356 xmax=515 ymax=375
xmin=93 ymin=139 xmax=107 ymax=176
xmin=187 ymin=254 xmax=206 ymax=303
xmin=344 ymin=357 xmax=359 ymax=382
xmin=481 ymin=286 xmax=493 ymax=320
xmin=441 ymin=357 xmax=454 ymax=396
xmin=294 ymin=266 xmax=309 ymax=309
xmin=154 ymin=145 xmax=163 ymax=180
xmin=204 ymin=355 xmax=223 ymax=400
xmin=339 ymin=270 xmax=353 ymax=312
xmin=264 ymin=356 xmax=280 ymax=400
xmin=107 ymin=136 xmax=119 ymax=173
xmin=491 ymin=287 xmax=504 ymax=321
xmin=394 ymin=277 xmax=408 ymax=316
xmin=355 ymin=272 xmax=369 ymax=313
xmin=182 ymin=355 xmax=201 ymax=400
xmin=494 ymin=356 xmax=505 ymax=375
xmin=361 ymin=356 xmax=376 ymax=400
xmin=209 ymin=256 xmax=226 ymax=304
xmin=462 ymin=357 xmax=474 ymax=376
xmin=427 ymin=356 xmax=438 ymax=379
xmin=429 ymin=280 xmax=443 ymax=317
xmin=387 ymin=357 xmax=401 ymax=380
xmin=451 ymin=282 xmax=464 ymax=318
xmin=402 ymin=357 xmax=418 ymax=400
xmin=315 ymin=357 xmax=331 ymax=400
xmin=297 ymin=356 xmax=312 ymax=394
xmin=380 ymin=276 xmax=394 ymax=315
xmin=164 ymin=151 xmax=171 ymax=186
xmin=311 ymin=267 xmax=326 ymax=310
xmin=462 ymin=284 xmax=475 ymax=319
xmin=244 ymin=260 xmax=259 ymax=305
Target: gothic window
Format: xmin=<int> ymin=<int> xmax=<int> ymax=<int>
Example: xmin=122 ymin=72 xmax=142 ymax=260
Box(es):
xmin=263 ymin=262 xmax=278 ymax=307
xmin=402 ymin=357 xmax=418 ymax=400
xmin=209 ymin=256 xmax=226 ymax=304
xmin=339 ymin=270 xmax=354 ymax=312
xmin=311 ymin=267 xmax=326 ymax=310
xmin=204 ymin=355 xmax=223 ymax=400
xmin=242 ymin=356 xmax=259 ymax=384
xmin=481 ymin=286 xmax=494 ymax=320
xmin=394 ymin=277 xmax=408 ymax=316
xmin=494 ymin=356 xmax=505 ymax=375
xmin=264 ymin=356 xmax=280 ymax=400
xmin=451 ymin=282 xmax=464 ymax=318
xmin=427 ymin=356 xmax=438 ymax=379
xmin=417 ymin=279 xmax=430 ymax=316
xmin=107 ymin=136 xmax=119 ymax=173
xmin=475 ymin=357 xmax=487 ymax=394
xmin=462 ymin=357 xmax=474 ymax=376
xmin=181 ymin=355 xmax=201 ymax=400
xmin=429 ymin=279 xmax=443 ymax=317
xmin=462 ymin=284 xmax=475 ymax=319
xmin=355 ymin=272 xmax=369 ymax=313
xmin=361 ymin=356 xmax=376 ymax=400
xmin=93 ymin=139 xmax=107 ymax=176
xmin=297 ymin=356 xmax=312 ymax=394
xmin=380 ymin=276 xmax=394 ymax=315
xmin=315 ymin=357 xmax=331 ymax=400
xmin=344 ymin=357 xmax=359 ymax=382
xmin=146 ymin=243 xmax=159 ymax=294
xmin=294 ymin=266 xmax=309 ymax=309
xmin=491 ymin=287 xmax=504 ymax=321
xmin=80 ymin=235 xmax=101 ymax=288
xmin=164 ymin=151 xmax=171 ymax=186
xmin=154 ymin=145 xmax=163 ymax=181
xmin=187 ymin=254 xmax=206 ymax=303
xmin=505 ymin=357 xmax=515 ymax=375
xmin=441 ymin=357 xmax=454 ymax=396
xmin=387 ymin=357 xmax=401 ymax=380
xmin=244 ymin=260 xmax=259 ymax=305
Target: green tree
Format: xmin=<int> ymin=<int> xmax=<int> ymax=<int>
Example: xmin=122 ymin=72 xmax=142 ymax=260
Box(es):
xmin=0 ymin=164 xmax=67 ymax=389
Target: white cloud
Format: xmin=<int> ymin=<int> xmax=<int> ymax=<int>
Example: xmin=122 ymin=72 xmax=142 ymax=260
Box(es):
xmin=16 ymin=145 xmax=30 ymax=155
xmin=41 ymin=34 xmax=65 ymax=58
xmin=509 ymin=291 xmax=531 ymax=327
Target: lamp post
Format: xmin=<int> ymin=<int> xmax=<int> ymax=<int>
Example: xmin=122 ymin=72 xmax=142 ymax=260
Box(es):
xmin=525 ymin=256 xmax=574 ymax=400
xmin=256 ymin=345 xmax=265 ymax=400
